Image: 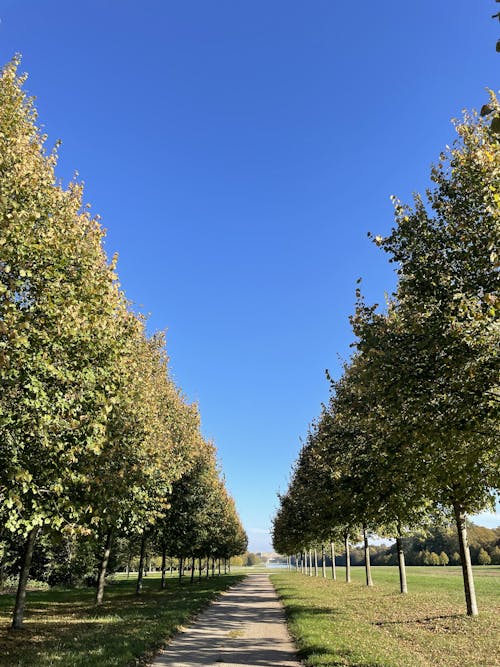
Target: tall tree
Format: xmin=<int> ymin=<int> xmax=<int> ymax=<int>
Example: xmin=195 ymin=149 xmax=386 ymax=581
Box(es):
xmin=0 ymin=58 xmax=125 ymax=628
xmin=366 ymin=98 xmax=500 ymax=615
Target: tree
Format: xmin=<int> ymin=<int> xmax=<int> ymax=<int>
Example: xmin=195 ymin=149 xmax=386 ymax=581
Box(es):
xmin=0 ymin=58 xmax=127 ymax=628
xmin=439 ymin=551 xmax=449 ymax=566
xmin=477 ymin=548 xmax=491 ymax=565
xmin=369 ymin=98 xmax=500 ymax=614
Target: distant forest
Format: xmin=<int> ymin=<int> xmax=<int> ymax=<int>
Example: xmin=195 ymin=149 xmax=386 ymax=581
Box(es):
xmin=335 ymin=523 xmax=500 ymax=567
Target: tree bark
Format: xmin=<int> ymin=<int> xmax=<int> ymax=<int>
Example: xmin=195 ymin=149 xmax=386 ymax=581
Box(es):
xmin=12 ymin=526 xmax=39 ymax=630
xmin=363 ymin=527 xmax=373 ymax=586
xmin=453 ymin=501 xmax=478 ymax=616
xmin=161 ymin=544 xmax=167 ymax=590
xmin=396 ymin=523 xmax=407 ymax=594
xmin=309 ymin=549 xmax=313 ymax=576
xmin=314 ymin=548 xmax=318 ymax=576
xmin=218 ymin=558 xmax=221 ymax=576
xmin=190 ymin=557 xmax=195 ymax=583
xmin=179 ymin=557 xmax=184 ymax=580
xmin=322 ymin=547 xmax=326 ymax=578
xmin=330 ymin=542 xmax=336 ymax=580
xmin=135 ymin=531 xmax=147 ymax=595
xmin=211 ymin=558 xmax=215 ymax=577
xmin=344 ymin=533 xmax=351 ymax=583
xmin=96 ymin=529 xmax=113 ymax=605
xmin=304 ymin=549 xmax=308 ymax=575
xmin=206 ymin=556 xmax=209 ymax=577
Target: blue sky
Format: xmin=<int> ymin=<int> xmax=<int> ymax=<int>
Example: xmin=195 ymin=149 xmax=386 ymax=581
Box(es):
xmin=1 ymin=1 xmax=498 ymax=551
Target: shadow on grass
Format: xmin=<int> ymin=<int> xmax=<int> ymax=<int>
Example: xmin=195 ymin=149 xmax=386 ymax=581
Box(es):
xmin=374 ymin=613 xmax=463 ymax=627
xmin=0 ymin=575 xmax=244 ymax=667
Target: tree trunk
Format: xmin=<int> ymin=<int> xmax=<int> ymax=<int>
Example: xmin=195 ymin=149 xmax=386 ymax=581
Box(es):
xmin=314 ymin=548 xmax=318 ymax=576
xmin=126 ymin=552 xmax=131 ymax=579
xmin=211 ymin=558 xmax=215 ymax=577
xmin=135 ymin=531 xmax=147 ymax=595
xmin=206 ymin=556 xmax=209 ymax=577
xmin=453 ymin=501 xmax=478 ymax=616
xmin=344 ymin=533 xmax=351 ymax=583
xmin=396 ymin=524 xmax=407 ymax=594
xmin=190 ymin=557 xmax=195 ymax=583
xmin=309 ymin=549 xmax=313 ymax=576
xmin=224 ymin=558 xmax=227 ymax=574
xmin=330 ymin=542 xmax=336 ymax=580
xmin=179 ymin=557 xmax=184 ymax=580
xmin=322 ymin=547 xmax=326 ymax=578
xmin=218 ymin=558 xmax=221 ymax=576
xmin=363 ymin=527 xmax=373 ymax=586
xmin=161 ymin=544 xmax=167 ymax=590
xmin=96 ymin=529 xmax=113 ymax=605
xmin=12 ymin=526 xmax=39 ymax=630
xmin=304 ymin=549 xmax=308 ymax=575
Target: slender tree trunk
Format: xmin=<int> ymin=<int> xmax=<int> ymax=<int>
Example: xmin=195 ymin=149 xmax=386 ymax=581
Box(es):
xmin=169 ymin=558 xmax=173 ymax=577
xmin=228 ymin=558 xmax=231 ymax=573
xmin=396 ymin=523 xmax=408 ymax=594
xmin=309 ymin=549 xmax=313 ymax=576
xmin=363 ymin=527 xmax=373 ymax=587
xmin=224 ymin=558 xmax=227 ymax=574
xmin=96 ymin=529 xmax=113 ymax=605
xmin=206 ymin=556 xmax=209 ymax=577
xmin=453 ymin=501 xmax=478 ymax=616
xmin=190 ymin=557 xmax=195 ymax=583
xmin=322 ymin=547 xmax=326 ymax=578
xmin=126 ymin=552 xmax=131 ymax=579
xmin=314 ymin=548 xmax=318 ymax=576
xmin=161 ymin=544 xmax=167 ymax=590
xmin=12 ymin=526 xmax=39 ymax=630
xmin=344 ymin=533 xmax=351 ymax=583
xmin=304 ymin=549 xmax=308 ymax=575
xmin=136 ymin=531 xmax=147 ymax=595
xmin=218 ymin=559 xmax=221 ymax=576
xmin=198 ymin=557 xmax=202 ymax=581
xmin=211 ymin=558 xmax=215 ymax=577
xmin=179 ymin=557 xmax=184 ymax=580
xmin=330 ymin=542 xmax=336 ymax=580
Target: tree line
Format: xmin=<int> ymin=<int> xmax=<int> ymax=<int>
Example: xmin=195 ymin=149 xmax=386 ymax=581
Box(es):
xmin=273 ymin=94 xmax=500 ymax=616
xmin=0 ymin=58 xmax=247 ymax=629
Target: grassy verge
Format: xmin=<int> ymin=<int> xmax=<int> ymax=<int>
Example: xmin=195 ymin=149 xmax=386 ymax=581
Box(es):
xmin=0 ymin=572 xmax=244 ymax=667
xmin=271 ymin=566 xmax=500 ymax=667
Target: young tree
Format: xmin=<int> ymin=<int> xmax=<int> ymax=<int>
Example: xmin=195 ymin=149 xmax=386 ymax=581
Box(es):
xmin=367 ymin=98 xmax=500 ymax=614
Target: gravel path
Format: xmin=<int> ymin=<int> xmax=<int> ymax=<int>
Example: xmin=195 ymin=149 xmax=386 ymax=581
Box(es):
xmin=150 ymin=573 xmax=302 ymax=667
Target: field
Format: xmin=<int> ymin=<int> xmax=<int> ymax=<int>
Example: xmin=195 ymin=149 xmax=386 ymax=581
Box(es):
xmin=271 ymin=566 xmax=500 ymax=667
xmin=0 ymin=572 xmax=243 ymax=667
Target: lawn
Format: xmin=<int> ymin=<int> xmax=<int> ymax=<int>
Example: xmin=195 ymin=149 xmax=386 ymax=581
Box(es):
xmin=0 ymin=572 xmax=244 ymax=667
xmin=271 ymin=566 xmax=500 ymax=667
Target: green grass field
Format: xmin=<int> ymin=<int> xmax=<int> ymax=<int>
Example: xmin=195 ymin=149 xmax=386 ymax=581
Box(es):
xmin=0 ymin=572 xmax=243 ymax=667
xmin=271 ymin=566 xmax=500 ymax=667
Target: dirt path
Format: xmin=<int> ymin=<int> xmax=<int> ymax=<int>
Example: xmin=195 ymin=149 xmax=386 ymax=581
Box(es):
xmin=150 ymin=573 xmax=302 ymax=667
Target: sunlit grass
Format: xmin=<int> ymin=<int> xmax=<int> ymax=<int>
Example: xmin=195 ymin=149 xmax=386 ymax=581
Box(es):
xmin=0 ymin=572 xmax=244 ymax=667
xmin=272 ymin=566 xmax=500 ymax=667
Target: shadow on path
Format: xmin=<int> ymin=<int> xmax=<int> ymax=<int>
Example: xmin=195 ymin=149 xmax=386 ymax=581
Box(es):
xmin=151 ymin=574 xmax=301 ymax=667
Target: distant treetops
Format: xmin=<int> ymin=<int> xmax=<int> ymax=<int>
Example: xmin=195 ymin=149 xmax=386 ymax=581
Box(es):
xmin=272 ymin=94 xmax=500 ymax=616
xmin=0 ymin=57 xmax=247 ymax=630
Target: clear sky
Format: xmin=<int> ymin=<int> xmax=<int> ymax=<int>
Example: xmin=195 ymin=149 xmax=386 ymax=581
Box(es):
xmin=1 ymin=1 xmax=498 ymax=551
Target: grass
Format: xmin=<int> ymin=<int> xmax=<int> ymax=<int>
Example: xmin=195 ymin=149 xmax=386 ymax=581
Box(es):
xmin=271 ymin=566 xmax=500 ymax=667
xmin=0 ymin=572 xmax=244 ymax=667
